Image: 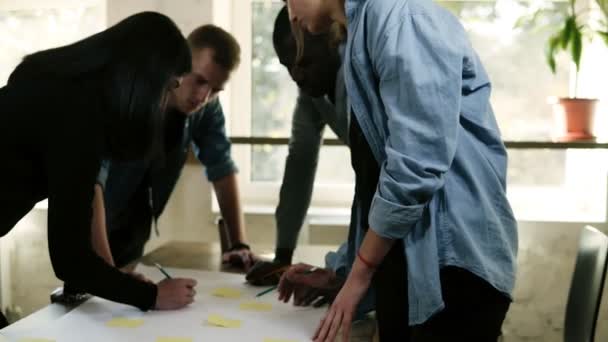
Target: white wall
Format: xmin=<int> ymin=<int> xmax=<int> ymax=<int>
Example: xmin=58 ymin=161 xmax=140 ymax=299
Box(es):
xmin=106 ymin=0 xmax=212 ymax=32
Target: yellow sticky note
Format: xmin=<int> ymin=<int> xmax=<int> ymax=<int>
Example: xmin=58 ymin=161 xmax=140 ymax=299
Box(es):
xmin=263 ymin=339 xmax=298 ymax=342
xmin=207 ymin=314 xmax=242 ymax=328
xmin=18 ymin=339 xmax=55 ymax=342
xmin=211 ymin=287 xmax=242 ymax=299
xmin=106 ymin=317 xmax=144 ymax=328
xmin=156 ymin=338 xmax=193 ymax=342
xmin=239 ymin=301 xmax=272 ymax=312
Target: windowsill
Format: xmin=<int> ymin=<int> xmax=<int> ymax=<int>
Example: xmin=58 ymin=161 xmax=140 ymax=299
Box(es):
xmin=35 ymin=196 xmax=606 ymax=224
xmin=225 ymin=136 xmax=608 ymax=149
xmin=186 ymin=138 xmax=608 ymax=166
xmin=225 ymin=202 xmax=606 ymax=225
xmin=212 ymin=203 xmax=351 ymax=226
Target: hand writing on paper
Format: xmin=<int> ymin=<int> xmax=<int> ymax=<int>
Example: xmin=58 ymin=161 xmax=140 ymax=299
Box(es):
xmin=155 ymin=278 xmax=197 ymax=310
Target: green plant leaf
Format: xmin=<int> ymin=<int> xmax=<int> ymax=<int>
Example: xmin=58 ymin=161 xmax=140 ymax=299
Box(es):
xmin=598 ymin=31 xmax=608 ymax=45
xmin=561 ymin=17 xmax=575 ymax=49
xmin=514 ymin=8 xmax=552 ymax=30
xmin=571 ymin=26 xmax=582 ymax=71
xmin=546 ymin=34 xmax=562 ymax=74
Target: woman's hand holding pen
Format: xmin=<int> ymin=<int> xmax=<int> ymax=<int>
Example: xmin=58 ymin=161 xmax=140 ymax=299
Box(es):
xmin=154 ymin=278 xmax=198 ymax=310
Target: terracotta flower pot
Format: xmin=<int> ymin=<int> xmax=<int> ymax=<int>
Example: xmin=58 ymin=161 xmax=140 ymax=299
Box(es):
xmin=549 ymin=97 xmax=599 ymax=141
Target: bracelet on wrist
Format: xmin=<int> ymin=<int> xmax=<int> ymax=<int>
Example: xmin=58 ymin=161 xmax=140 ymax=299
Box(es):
xmin=357 ymin=250 xmax=378 ymax=269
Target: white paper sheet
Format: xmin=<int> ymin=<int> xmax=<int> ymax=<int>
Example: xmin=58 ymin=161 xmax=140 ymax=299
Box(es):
xmin=4 ymin=266 xmax=325 ymax=342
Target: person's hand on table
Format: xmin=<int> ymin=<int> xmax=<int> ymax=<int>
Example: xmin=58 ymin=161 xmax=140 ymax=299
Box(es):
xmin=277 ymin=263 xmax=344 ymax=308
xmin=222 ymin=243 xmax=258 ymax=271
xmin=246 ymin=259 xmax=291 ymax=286
xmin=155 ymin=278 xmax=197 ymax=310
xmin=312 ymin=261 xmax=374 ymax=342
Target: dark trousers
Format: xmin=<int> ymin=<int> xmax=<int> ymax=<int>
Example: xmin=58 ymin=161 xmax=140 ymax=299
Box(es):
xmin=408 ymin=267 xmax=511 ymax=341
xmin=349 ymin=115 xmax=510 ymax=342
xmin=373 ymin=245 xmax=511 ymax=342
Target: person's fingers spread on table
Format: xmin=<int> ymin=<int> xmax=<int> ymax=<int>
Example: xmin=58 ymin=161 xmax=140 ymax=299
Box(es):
xmin=340 ymin=311 xmax=353 ymax=342
xmin=278 ymin=271 xmax=295 ymax=302
xmin=313 ymin=306 xmax=336 ymax=341
xmin=279 ymin=263 xmax=312 ymax=302
xmin=326 ymin=310 xmax=343 ymax=342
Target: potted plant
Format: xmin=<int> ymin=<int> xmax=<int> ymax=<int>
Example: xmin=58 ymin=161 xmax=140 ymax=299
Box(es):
xmin=545 ymin=0 xmax=599 ymax=141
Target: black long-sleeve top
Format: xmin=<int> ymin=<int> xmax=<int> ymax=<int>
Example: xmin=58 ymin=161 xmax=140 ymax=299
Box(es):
xmin=0 ymin=75 xmax=157 ymax=311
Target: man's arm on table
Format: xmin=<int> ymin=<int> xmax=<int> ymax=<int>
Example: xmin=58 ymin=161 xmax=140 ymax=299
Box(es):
xmin=190 ymin=98 xmax=256 ymax=270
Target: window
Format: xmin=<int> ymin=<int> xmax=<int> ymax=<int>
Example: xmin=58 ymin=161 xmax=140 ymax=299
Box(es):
xmin=0 ymin=0 xmax=106 ymax=86
xmin=0 ymin=0 xmax=106 ymax=210
xmin=444 ymin=0 xmax=608 ymax=221
xmin=218 ymin=0 xmax=608 ymax=221
xmin=215 ymin=0 xmax=354 ymax=210
xmin=250 ymin=1 xmax=298 ymax=182
xmin=249 ymin=2 xmax=352 ymax=185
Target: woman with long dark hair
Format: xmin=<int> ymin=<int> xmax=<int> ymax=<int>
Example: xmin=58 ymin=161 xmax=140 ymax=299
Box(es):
xmin=0 ymin=11 xmax=197 ymax=326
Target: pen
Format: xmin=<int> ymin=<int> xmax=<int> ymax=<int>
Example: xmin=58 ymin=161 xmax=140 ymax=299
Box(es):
xmin=255 ymin=285 xmax=277 ymax=297
xmin=154 ymin=262 xmax=173 ymax=279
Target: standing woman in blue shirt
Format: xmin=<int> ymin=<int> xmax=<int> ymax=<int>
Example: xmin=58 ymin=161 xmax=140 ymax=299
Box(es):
xmin=280 ymin=0 xmax=518 ymax=341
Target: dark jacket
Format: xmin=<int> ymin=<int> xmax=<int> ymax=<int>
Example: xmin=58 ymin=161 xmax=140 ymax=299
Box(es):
xmin=0 ymin=75 xmax=157 ymax=311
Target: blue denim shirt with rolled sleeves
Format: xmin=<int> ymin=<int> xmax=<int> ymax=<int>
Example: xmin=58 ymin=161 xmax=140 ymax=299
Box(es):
xmin=97 ymin=98 xmax=238 ymax=221
xmin=342 ymin=0 xmax=518 ymax=324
